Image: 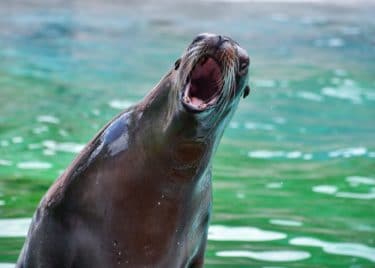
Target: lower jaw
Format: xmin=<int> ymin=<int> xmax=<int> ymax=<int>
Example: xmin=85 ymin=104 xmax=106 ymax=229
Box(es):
xmin=182 ymin=96 xmax=219 ymax=111
xmin=181 ymin=89 xmax=221 ymax=112
xmin=181 ymin=76 xmax=223 ymax=110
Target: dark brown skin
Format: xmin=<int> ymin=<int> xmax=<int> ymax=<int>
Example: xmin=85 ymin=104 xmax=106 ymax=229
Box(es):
xmin=17 ymin=33 xmax=250 ymax=268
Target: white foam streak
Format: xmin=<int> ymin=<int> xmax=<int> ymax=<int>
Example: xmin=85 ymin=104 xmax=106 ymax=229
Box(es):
xmin=248 ymin=150 xmax=285 ymax=158
xmin=42 ymin=140 xmax=84 ymax=154
xmin=336 ymin=190 xmax=375 ymax=200
xmin=313 ymin=184 xmax=375 ymax=200
xmin=17 ymin=161 xmax=52 ymax=170
xmin=0 ymin=159 xmax=12 ymax=166
xmin=296 ymin=91 xmax=323 ymax=102
xmin=328 ymin=147 xmax=367 ymax=158
xmin=0 ymin=218 xmax=31 ymax=237
xmin=346 ymin=176 xmax=375 ymax=186
xmin=253 ymin=79 xmax=276 ymax=88
xmin=108 ymin=100 xmax=134 ymax=110
xmin=270 ymin=219 xmax=303 ymax=227
xmin=321 ymin=86 xmax=362 ymax=103
xmin=11 ymin=137 xmax=23 ymax=144
xmin=208 ymin=225 xmax=286 ymax=242
xmin=37 ymin=115 xmax=60 ymax=124
xmin=290 ymin=237 xmax=375 ymax=262
xmin=312 ymin=185 xmax=338 ymax=194
xmin=0 ymin=263 xmax=15 ymax=268
xmin=244 ymin=121 xmax=275 ymax=131
xmin=216 ymin=250 xmax=311 ymax=262
xmin=248 ymin=150 xmax=306 ymax=159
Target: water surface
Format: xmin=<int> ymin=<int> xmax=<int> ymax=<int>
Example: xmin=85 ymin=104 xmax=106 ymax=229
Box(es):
xmin=0 ymin=1 xmax=374 ymax=267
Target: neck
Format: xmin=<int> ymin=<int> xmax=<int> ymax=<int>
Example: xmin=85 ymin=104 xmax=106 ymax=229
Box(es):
xmin=137 ymin=73 xmax=220 ymax=179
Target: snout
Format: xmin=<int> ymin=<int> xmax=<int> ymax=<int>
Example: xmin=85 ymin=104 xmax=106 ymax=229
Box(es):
xmin=181 ymin=33 xmax=250 ymax=112
xmin=190 ymin=33 xmax=250 ymax=76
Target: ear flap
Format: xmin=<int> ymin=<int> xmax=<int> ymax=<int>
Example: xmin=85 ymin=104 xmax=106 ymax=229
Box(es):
xmin=243 ymin=85 xmax=250 ymax=98
xmin=174 ymin=58 xmax=181 ymax=70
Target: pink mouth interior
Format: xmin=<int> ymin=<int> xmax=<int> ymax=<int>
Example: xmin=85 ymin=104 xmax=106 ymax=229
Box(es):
xmin=185 ymin=57 xmax=222 ymax=108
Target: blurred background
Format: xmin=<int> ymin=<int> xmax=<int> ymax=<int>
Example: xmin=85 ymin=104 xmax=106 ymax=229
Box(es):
xmin=0 ymin=0 xmax=374 ymax=267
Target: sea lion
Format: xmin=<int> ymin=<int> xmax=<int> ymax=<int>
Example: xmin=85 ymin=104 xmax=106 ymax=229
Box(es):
xmin=17 ymin=33 xmax=250 ymax=268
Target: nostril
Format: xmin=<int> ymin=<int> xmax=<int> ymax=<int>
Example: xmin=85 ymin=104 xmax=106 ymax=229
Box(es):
xmin=191 ymin=34 xmax=206 ymax=45
xmin=217 ymin=35 xmax=230 ymax=47
xmin=217 ymin=35 xmax=223 ymax=45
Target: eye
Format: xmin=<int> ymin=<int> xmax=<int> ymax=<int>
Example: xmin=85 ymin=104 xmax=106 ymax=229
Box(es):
xmin=243 ymin=85 xmax=250 ymax=98
xmin=240 ymin=59 xmax=249 ymax=72
xmin=174 ymin=58 xmax=181 ymax=70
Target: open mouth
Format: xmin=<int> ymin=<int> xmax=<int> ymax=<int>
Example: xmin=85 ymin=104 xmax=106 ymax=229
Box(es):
xmin=182 ymin=56 xmax=223 ymax=111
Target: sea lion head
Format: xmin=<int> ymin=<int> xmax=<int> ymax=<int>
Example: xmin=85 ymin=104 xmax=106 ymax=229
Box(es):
xmin=177 ymin=33 xmax=250 ymax=111
xmin=171 ymin=33 xmax=250 ymax=135
xmin=143 ymin=33 xmax=250 ymax=143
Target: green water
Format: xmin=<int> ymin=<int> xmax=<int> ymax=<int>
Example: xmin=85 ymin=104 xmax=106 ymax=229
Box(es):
xmin=0 ymin=1 xmax=374 ymax=267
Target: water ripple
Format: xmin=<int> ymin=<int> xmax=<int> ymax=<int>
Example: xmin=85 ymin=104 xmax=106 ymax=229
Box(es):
xmin=17 ymin=161 xmax=52 ymax=170
xmin=248 ymin=147 xmax=372 ymax=160
xmin=313 ymin=184 xmax=375 ymax=200
xmin=0 ymin=218 xmax=31 ymax=237
xmin=336 ymin=190 xmax=375 ymax=200
xmin=346 ymin=176 xmax=375 ymax=186
xmin=208 ymin=225 xmax=287 ymax=242
xmin=11 ymin=137 xmax=23 ymax=144
xmin=32 ymin=125 xmax=49 ymax=135
xmin=0 ymin=159 xmax=12 ymax=166
xmin=312 ymin=185 xmax=338 ymax=195
xmin=290 ymin=237 xmax=375 ymax=262
xmin=253 ymin=79 xmax=276 ymax=88
xmin=321 ymin=86 xmax=362 ymax=104
xmin=0 ymin=263 xmax=15 ymax=268
xmin=270 ymin=219 xmax=303 ymax=227
xmin=108 ymin=100 xmax=134 ymax=110
xmin=42 ymin=140 xmax=84 ymax=154
xmin=248 ymin=150 xmax=307 ymax=160
xmin=328 ymin=147 xmax=367 ymax=158
xmin=0 ymin=140 xmax=9 ymax=147
xmin=244 ymin=121 xmax=275 ymax=131
xmin=36 ymin=115 xmax=60 ymax=124
xmin=296 ymin=91 xmax=323 ymax=102
xmin=216 ymin=250 xmax=311 ymax=262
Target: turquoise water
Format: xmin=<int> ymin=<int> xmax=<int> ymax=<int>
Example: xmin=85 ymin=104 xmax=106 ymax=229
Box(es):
xmin=0 ymin=1 xmax=374 ymax=267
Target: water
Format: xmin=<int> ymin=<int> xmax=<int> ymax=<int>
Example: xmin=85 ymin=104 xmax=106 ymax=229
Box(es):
xmin=0 ymin=1 xmax=374 ymax=267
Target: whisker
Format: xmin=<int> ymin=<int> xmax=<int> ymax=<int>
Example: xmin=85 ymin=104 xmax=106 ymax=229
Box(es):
xmin=181 ymin=42 xmax=239 ymax=140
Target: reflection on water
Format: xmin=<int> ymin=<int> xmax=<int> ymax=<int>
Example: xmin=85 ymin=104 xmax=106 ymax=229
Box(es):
xmin=2 ymin=218 xmax=375 ymax=264
xmin=0 ymin=263 xmax=15 ymax=268
xmin=216 ymin=250 xmax=311 ymax=262
xmin=313 ymin=176 xmax=375 ymax=200
xmin=108 ymin=100 xmax=135 ymax=110
xmin=208 ymin=225 xmax=286 ymax=241
xmin=0 ymin=219 xmax=30 ymax=238
xmin=290 ymin=237 xmax=375 ymax=262
xmin=269 ymin=219 xmax=303 ymax=227
xmin=16 ymin=161 xmax=52 ymax=170
xmin=0 ymin=0 xmax=374 ymax=266
xmin=248 ymin=147 xmax=372 ymax=160
xmin=346 ymin=176 xmax=375 ymax=186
